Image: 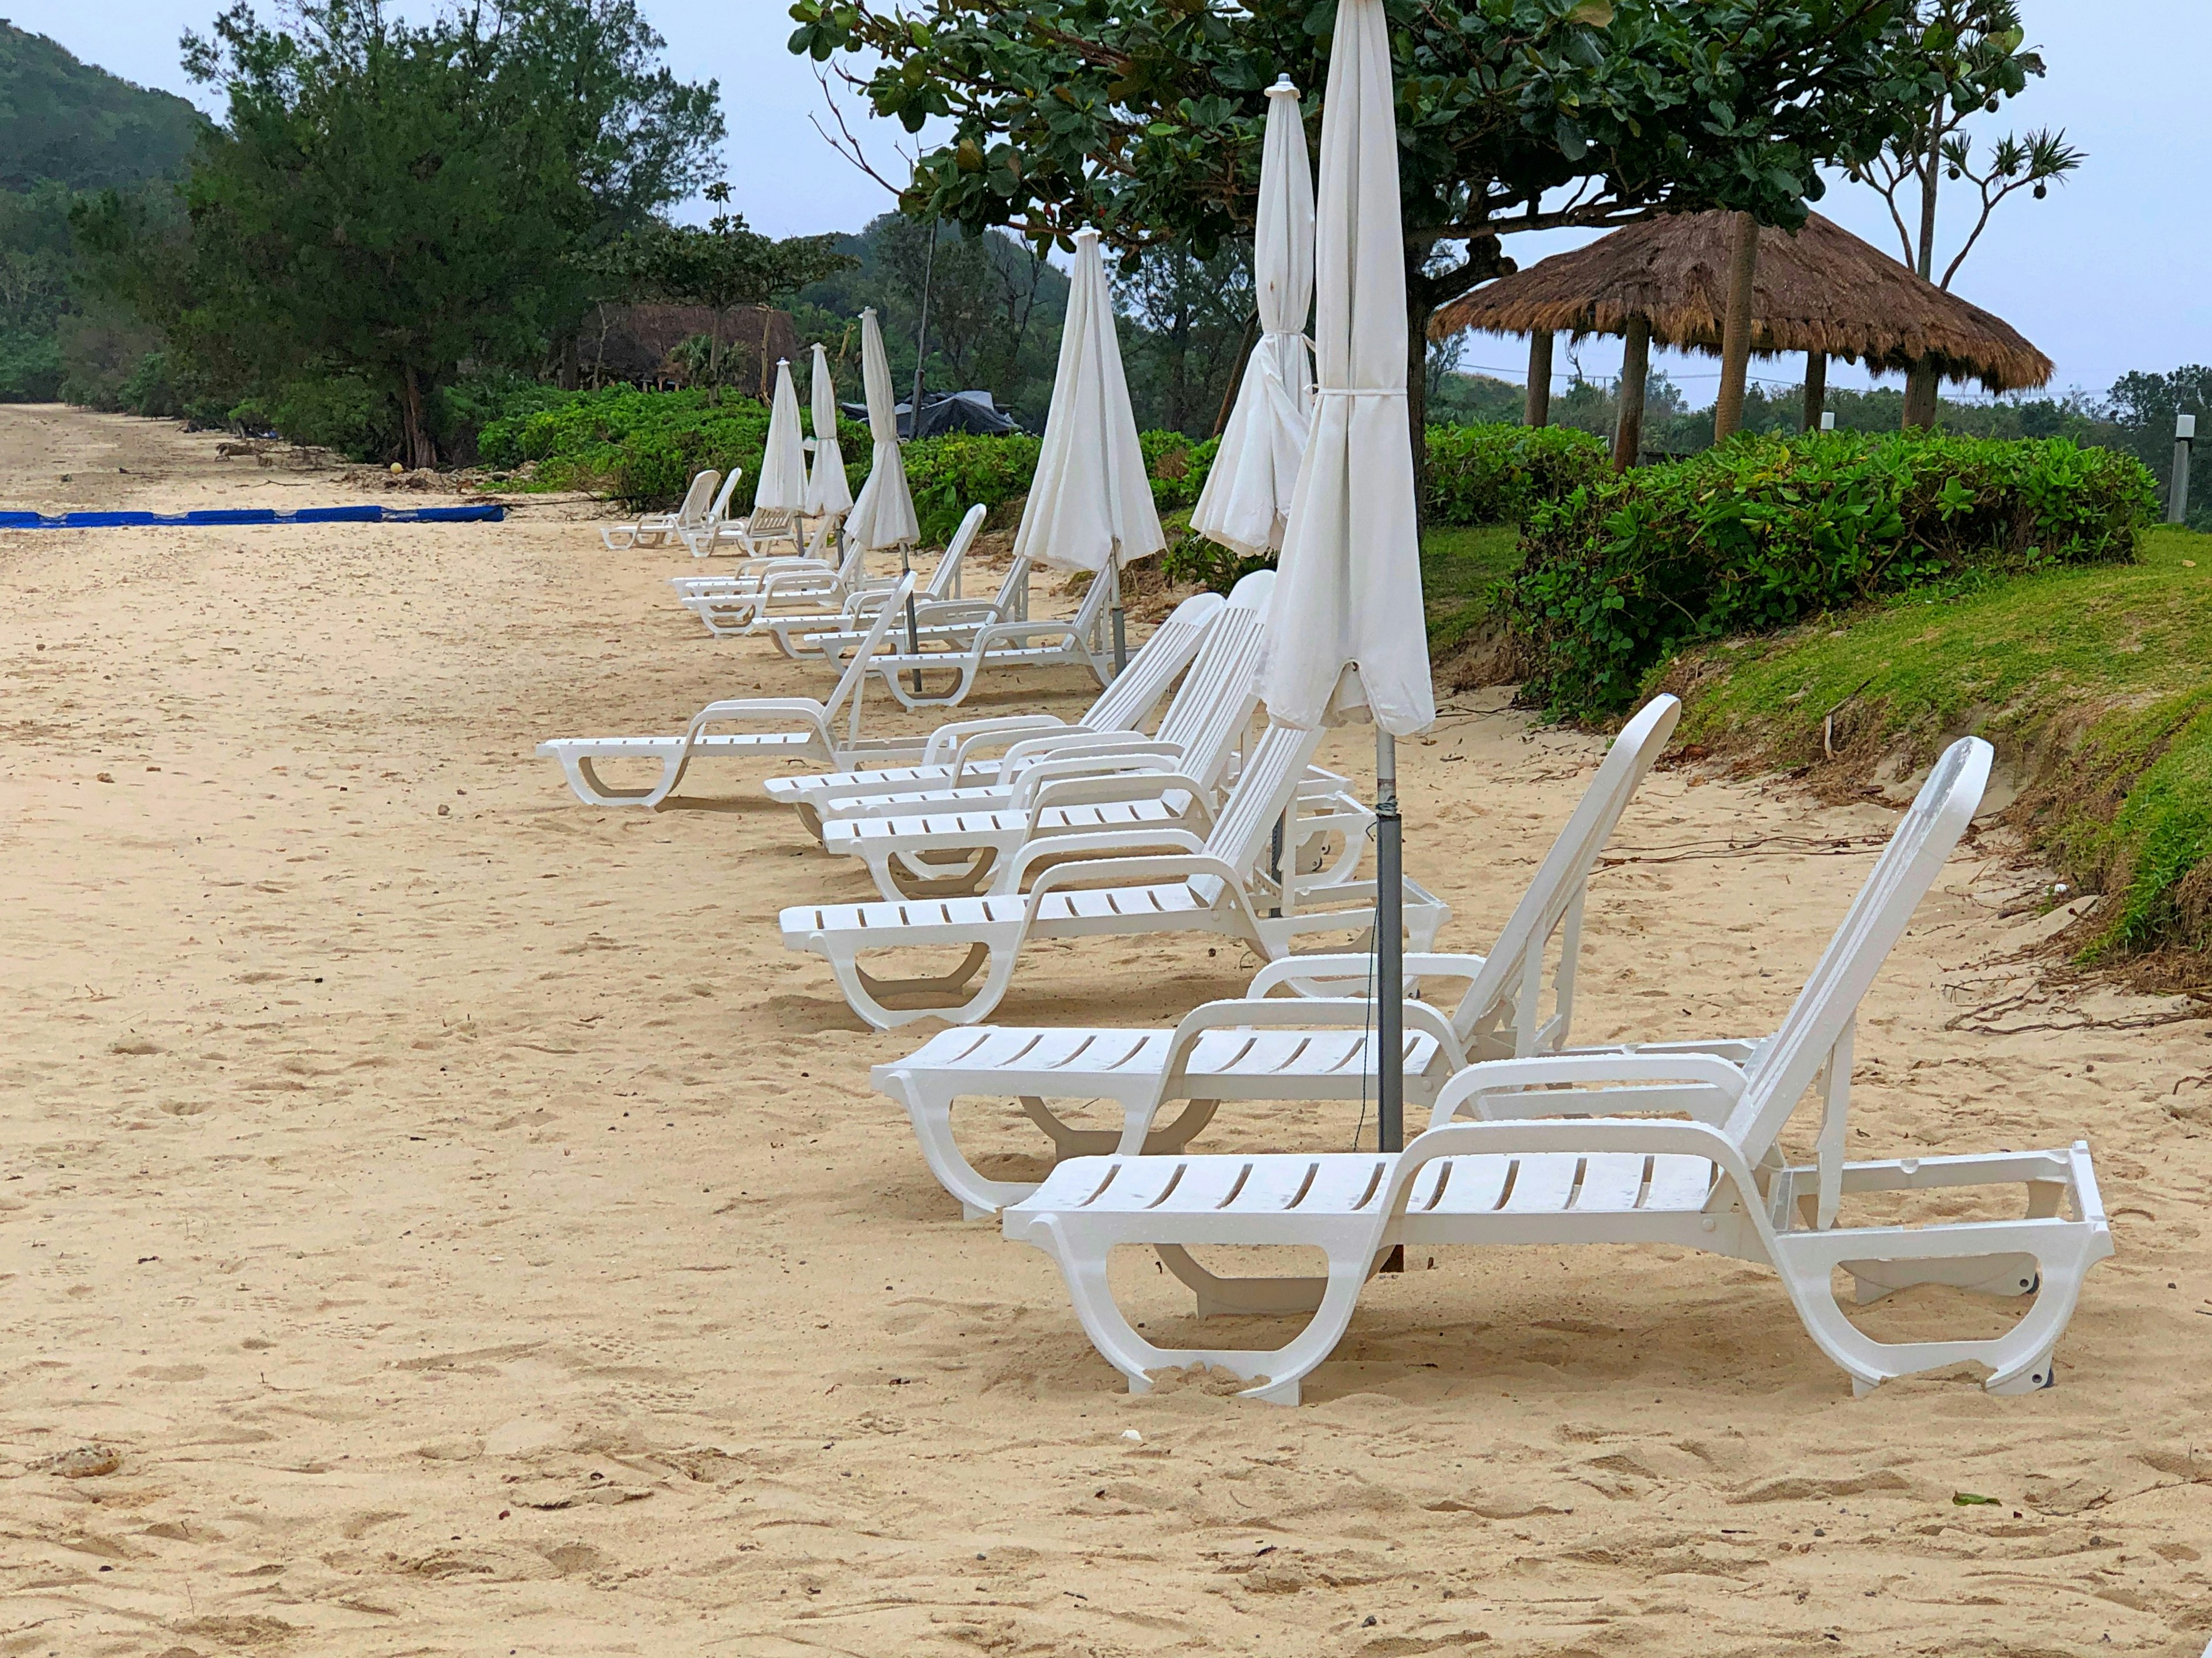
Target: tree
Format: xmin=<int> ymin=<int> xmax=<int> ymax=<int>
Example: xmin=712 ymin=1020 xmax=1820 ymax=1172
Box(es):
xmin=1847 ymin=0 xmax=2081 ymax=427
xmin=790 ymin=0 xmax=1919 ymax=478
xmin=2106 ymin=366 xmax=2212 ymax=532
xmin=78 ymin=0 xmax=721 ymax=465
xmin=596 ymin=182 xmax=852 ymax=396
xmin=1115 ymin=238 xmax=1253 ymax=435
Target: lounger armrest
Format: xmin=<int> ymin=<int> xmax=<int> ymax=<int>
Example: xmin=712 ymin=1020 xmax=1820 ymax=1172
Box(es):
xmin=1381 ymin=1117 xmax=1759 ymax=1230
xmin=908 ymin=598 xmax=1003 ymax=628
xmin=1007 ymin=830 xmax=1210 ymax=896
xmin=687 ymin=697 xmax=831 ymax=737
xmin=922 ymin=715 xmax=1073 ymax=767
xmin=1018 ymin=851 xmax=1238 ymax=924
xmin=1244 ymin=951 xmax=1491 ymax=1001
xmin=968 ymin=619 xmax=1081 ymax=654
xmin=1006 ymin=748 xmax=1181 ymax=804
xmin=755 ymin=566 xmax=840 ymax=602
xmin=1426 ymin=1052 xmax=1747 ymax=1132
xmin=1000 ymin=730 xmax=1165 ymax=769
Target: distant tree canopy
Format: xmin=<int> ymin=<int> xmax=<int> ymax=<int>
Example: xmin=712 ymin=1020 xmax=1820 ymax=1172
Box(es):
xmin=791 ymin=0 xmax=1930 ymax=456
xmin=0 ymin=21 xmax=207 ymax=193
xmin=74 ymin=0 xmax=724 ymax=465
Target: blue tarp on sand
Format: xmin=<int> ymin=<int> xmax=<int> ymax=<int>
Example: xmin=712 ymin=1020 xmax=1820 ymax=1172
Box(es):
xmin=0 ymin=503 xmax=504 ymax=529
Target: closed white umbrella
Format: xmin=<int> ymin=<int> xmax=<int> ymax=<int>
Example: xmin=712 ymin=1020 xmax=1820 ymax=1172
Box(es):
xmin=803 ymin=342 xmax=853 ymax=518
xmin=1009 ymin=227 xmax=1165 ymax=671
xmin=846 ymin=307 xmax=918 ymax=552
xmin=755 ymin=358 xmax=806 ymax=511
xmin=1256 ymin=0 xmax=1433 ymax=1158
xmin=1191 ymin=75 xmax=1315 ymax=558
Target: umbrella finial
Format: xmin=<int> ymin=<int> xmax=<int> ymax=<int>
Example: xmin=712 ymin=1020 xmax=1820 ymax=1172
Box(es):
xmin=1267 ymin=74 xmax=1299 ymax=97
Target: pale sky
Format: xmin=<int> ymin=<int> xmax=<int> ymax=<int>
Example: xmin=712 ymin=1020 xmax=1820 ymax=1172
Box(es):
xmin=16 ymin=0 xmax=2207 ymax=400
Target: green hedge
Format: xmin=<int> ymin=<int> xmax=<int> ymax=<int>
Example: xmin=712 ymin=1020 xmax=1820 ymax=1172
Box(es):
xmin=1424 ymin=423 xmax=1609 ymax=526
xmin=1505 ymin=431 xmax=2160 ymax=718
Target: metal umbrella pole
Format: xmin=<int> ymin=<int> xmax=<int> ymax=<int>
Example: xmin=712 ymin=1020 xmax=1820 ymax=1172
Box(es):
xmin=1107 ymin=538 xmax=1128 ymax=677
xmin=1374 ymin=727 xmax=1404 ymax=1272
xmin=900 ymin=537 xmax=923 ymax=695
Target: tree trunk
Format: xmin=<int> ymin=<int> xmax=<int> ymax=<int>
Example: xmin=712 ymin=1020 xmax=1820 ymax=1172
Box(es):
xmin=1406 ymin=291 xmax=1431 ymax=531
xmin=558 ymin=334 xmax=578 ymax=392
xmin=1524 ymin=331 xmax=1553 ymax=427
xmin=397 ymin=367 xmax=435 ymax=471
xmin=1213 ymin=310 xmax=1260 ymax=438
xmin=1902 ymin=360 xmax=1940 ymax=430
xmin=1712 ymin=212 xmax=1760 ymax=443
xmin=1802 ymin=351 xmax=1827 ymax=432
xmin=1612 ymin=316 xmax=1650 ymax=473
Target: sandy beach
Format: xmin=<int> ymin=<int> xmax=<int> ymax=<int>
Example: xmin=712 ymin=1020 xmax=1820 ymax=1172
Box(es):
xmin=3 ymin=406 xmax=2209 ymax=1657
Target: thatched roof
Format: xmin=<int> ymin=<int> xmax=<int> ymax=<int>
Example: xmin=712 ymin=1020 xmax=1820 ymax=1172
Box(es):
xmin=1430 ymin=210 xmax=2052 ymax=393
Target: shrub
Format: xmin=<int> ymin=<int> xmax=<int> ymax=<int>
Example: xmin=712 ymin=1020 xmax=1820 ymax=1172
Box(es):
xmin=1423 ymin=423 xmax=1609 ymax=526
xmin=1505 ymin=431 xmax=2161 ymax=718
xmin=901 ymin=431 xmax=1043 ymax=540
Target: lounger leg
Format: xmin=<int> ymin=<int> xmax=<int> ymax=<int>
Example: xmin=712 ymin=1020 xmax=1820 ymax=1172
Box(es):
xmin=883 ymin=848 xmax=1000 ymax=901
xmin=1154 ymin=1245 xmax=1328 ymax=1319
xmin=1016 ymin=1095 xmax=1220 ymax=1159
xmin=1770 ymin=1227 xmax=2102 ymax=1397
xmin=829 ymin=942 xmax=1014 ymax=1029
xmin=1033 ymin=1219 xmax=1375 ymax=1406
xmin=890 ymin=1077 xmax=1046 ymax=1220
xmin=563 ymin=750 xmax=687 ymax=809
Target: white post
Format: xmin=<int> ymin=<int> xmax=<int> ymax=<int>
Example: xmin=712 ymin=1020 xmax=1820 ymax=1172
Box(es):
xmin=2170 ymin=413 xmax=2196 ymax=525
xmin=1820 ymin=411 xmax=1837 ymax=432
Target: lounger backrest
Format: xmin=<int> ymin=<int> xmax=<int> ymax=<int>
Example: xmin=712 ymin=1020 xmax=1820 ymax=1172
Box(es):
xmin=705 ymin=468 xmax=743 ymax=525
xmin=823 ymin=572 xmax=916 ymax=735
xmin=676 ymin=471 xmax=720 ymax=526
xmin=1150 ymin=570 xmax=1272 ymax=769
xmin=1072 ymin=588 xmax=1225 ymax=733
xmin=1199 ymin=722 xmax=1325 ymax=885
xmin=924 ymin=504 xmax=988 ymax=601
xmin=1725 ymin=737 xmax=1992 ymax=1161
xmin=1449 ymin=694 xmax=1681 ymax=1055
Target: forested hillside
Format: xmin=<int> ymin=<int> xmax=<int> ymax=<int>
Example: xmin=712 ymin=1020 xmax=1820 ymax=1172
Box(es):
xmin=0 ymin=22 xmax=206 ymax=400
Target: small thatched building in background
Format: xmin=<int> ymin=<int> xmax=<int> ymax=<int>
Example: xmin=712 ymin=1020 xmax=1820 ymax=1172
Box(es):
xmin=577 ymin=303 xmax=800 ymax=396
xmin=1431 ymin=210 xmax=2053 ymax=468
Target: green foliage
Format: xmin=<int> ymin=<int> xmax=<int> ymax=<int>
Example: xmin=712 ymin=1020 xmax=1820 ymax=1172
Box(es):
xmin=1672 ymin=528 xmax=2212 ymax=966
xmin=1507 ymin=431 xmax=2161 ymax=718
xmin=0 ymin=21 xmax=206 ymax=192
xmin=1421 ymin=523 xmax=1528 ymax=655
xmin=72 ymin=0 xmax=722 ymax=464
xmin=1424 ymin=423 xmax=1611 ymax=528
xmin=901 ymin=431 xmax=1043 ymax=540
xmin=2104 ymin=365 xmax=2212 ymax=532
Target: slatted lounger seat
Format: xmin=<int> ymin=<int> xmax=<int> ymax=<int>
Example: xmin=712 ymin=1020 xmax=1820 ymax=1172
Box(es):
xmin=781 ymin=723 xmax=1449 ymax=1030
xmin=1003 ymin=737 xmax=2113 ymax=1403
xmin=872 ymin=696 xmax=1682 ymax=1215
xmin=537 ymin=576 xmax=919 ymax=809
xmin=762 ymin=580 xmax=1248 ymax=837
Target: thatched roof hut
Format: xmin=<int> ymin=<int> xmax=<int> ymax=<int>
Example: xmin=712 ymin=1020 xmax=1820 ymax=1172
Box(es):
xmin=1431 ymin=210 xmax=2051 ymax=394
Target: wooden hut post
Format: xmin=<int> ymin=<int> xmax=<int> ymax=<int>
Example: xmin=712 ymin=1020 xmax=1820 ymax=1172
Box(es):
xmin=1713 ymin=213 xmax=1759 ymax=442
xmin=1802 ymin=352 xmax=1828 ymax=433
xmin=1902 ymin=359 xmax=1940 ymax=430
xmin=1525 ymin=331 xmax=1554 ymax=427
xmin=1613 ymin=316 xmax=1650 ymax=472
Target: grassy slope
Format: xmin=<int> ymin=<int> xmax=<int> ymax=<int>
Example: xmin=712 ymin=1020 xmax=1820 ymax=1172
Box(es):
xmin=1670 ymin=525 xmax=2212 ymax=974
xmin=1421 ymin=523 xmax=1522 ymax=654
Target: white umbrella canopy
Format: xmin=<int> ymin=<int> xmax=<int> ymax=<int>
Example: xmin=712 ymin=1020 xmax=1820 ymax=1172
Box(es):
xmin=755 ymin=358 xmax=808 ymax=511
xmin=1190 ymin=75 xmax=1315 ymax=559
xmin=1010 ymin=228 xmax=1165 ymax=579
xmin=803 ymin=342 xmax=854 ymax=518
xmin=1255 ymin=0 xmax=1432 ymax=738
xmin=845 ymin=306 xmax=918 ymax=551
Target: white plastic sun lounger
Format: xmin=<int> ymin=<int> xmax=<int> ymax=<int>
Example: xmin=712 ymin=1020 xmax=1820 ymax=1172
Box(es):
xmin=763 ymin=587 xmax=1228 ymax=838
xmin=797 ymin=571 xmax=1278 ymax=837
xmin=767 ymin=551 xmax=1039 ymax=666
xmin=875 ymin=696 xmax=1681 ymax=1216
xmin=672 ymin=506 xmax=982 ymax=638
xmin=857 ymin=560 xmax=1117 ymax=710
xmin=702 ymin=500 xmax=804 ymax=560
xmin=781 ymin=721 xmax=1450 ymax=1030
xmin=672 ymin=469 xmax=747 ymax=556
xmin=601 ymin=469 xmax=721 ymax=552
xmin=537 ymin=575 xmax=921 ymax=809
xmin=1006 ymin=736 xmax=2113 ymax=1403
xmin=819 ymin=574 xmax=1333 ymax=899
